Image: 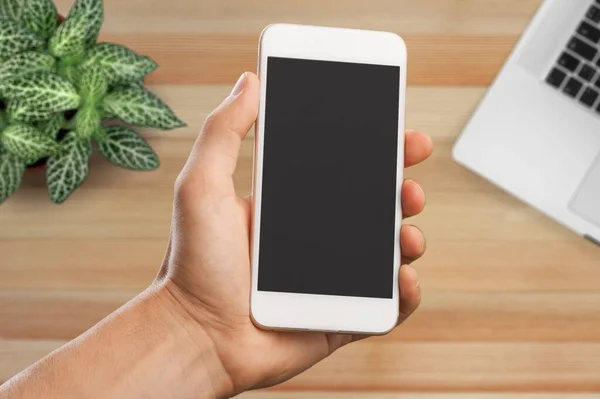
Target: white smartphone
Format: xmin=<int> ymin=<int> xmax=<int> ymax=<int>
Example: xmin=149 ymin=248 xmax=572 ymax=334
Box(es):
xmin=250 ymin=23 xmax=407 ymax=335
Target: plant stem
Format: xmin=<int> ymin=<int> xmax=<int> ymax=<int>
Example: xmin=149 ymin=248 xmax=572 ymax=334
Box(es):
xmin=0 ymin=111 xmax=6 ymax=131
xmin=62 ymin=118 xmax=76 ymax=130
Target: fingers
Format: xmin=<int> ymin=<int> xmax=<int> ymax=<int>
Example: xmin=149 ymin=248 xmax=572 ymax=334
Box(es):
xmin=397 ymin=265 xmax=421 ymax=325
xmin=402 ymin=179 xmax=425 ymax=218
xmin=181 ymin=72 xmax=260 ymax=191
xmin=400 ymin=224 xmax=426 ymax=263
xmin=405 ymin=130 xmax=433 ymax=168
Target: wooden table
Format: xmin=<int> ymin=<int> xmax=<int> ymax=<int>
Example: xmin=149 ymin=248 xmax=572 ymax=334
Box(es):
xmin=2 ymin=0 xmax=600 ymax=397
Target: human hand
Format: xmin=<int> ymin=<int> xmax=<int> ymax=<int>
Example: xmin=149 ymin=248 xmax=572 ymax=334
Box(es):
xmin=155 ymin=72 xmax=433 ymax=398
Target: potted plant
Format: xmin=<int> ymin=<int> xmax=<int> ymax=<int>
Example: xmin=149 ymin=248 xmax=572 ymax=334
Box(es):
xmin=0 ymin=0 xmax=185 ymax=203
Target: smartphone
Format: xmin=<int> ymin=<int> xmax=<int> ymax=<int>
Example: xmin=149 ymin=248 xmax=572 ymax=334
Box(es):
xmin=250 ymin=24 xmax=407 ymax=334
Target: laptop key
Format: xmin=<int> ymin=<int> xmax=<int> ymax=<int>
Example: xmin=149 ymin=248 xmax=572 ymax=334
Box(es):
xmin=578 ymin=21 xmax=600 ymax=43
xmin=587 ymin=5 xmax=600 ymax=23
xmin=558 ymin=52 xmax=580 ymax=71
xmin=546 ymin=68 xmax=567 ymax=88
xmin=579 ymin=64 xmax=596 ymax=81
xmin=563 ymin=77 xmax=584 ymax=97
xmin=568 ymin=37 xmax=598 ymax=60
xmin=580 ymin=87 xmax=599 ymax=107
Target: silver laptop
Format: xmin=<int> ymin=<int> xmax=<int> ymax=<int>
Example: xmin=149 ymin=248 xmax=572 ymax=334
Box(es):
xmin=453 ymin=0 xmax=600 ymax=245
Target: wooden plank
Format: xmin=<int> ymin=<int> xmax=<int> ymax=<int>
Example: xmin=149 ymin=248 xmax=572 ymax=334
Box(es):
xmin=279 ymin=342 xmax=600 ymax=392
xmin=1 ymin=290 xmax=600 ymax=342
xmin=55 ymin=0 xmax=542 ymax=35
xmin=2 ymin=339 xmax=599 ymax=391
xmin=78 ymin=34 xmax=516 ymax=86
xmin=0 ymin=340 xmax=63 ymax=384
xmin=103 ymin=85 xmax=489 ymax=140
xmin=241 ymin=394 xmax=600 ymax=399
xmin=3 ymin=230 xmax=599 ymax=292
xmin=0 ymin=291 xmax=131 ymax=340
xmin=3 ymin=135 xmax=597 ymax=243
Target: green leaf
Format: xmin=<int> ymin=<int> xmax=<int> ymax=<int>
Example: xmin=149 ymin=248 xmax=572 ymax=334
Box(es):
xmin=46 ymin=131 xmax=91 ymax=203
xmin=57 ymin=59 xmax=82 ymax=85
xmin=0 ymin=148 xmax=26 ymax=203
xmin=35 ymin=113 xmax=64 ymax=139
xmin=6 ymin=100 xmax=53 ymax=123
xmin=1 ymin=123 xmax=58 ymax=161
xmin=80 ymin=64 xmax=108 ymax=102
xmin=0 ymin=0 xmax=23 ymax=21
xmin=126 ymin=80 xmax=144 ymax=88
xmin=1 ymin=72 xmax=81 ymax=113
xmin=82 ymin=43 xmax=157 ymax=86
xmin=74 ymin=105 xmax=101 ymax=138
xmin=0 ymin=19 xmax=45 ymax=60
xmin=21 ymin=0 xmax=58 ymax=40
xmin=102 ymin=86 xmax=185 ymax=130
xmin=0 ymin=51 xmax=56 ymax=81
xmin=48 ymin=12 xmax=88 ymax=58
xmin=68 ymin=0 xmax=103 ymax=47
xmin=95 ymin=126 xmax=158 ymax=170
xmin=101 ymin=109 xmax=115 ymax=119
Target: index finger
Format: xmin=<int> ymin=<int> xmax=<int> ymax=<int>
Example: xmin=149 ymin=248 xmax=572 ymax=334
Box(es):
xmin=405 ymin=130 xmax=433 ymax=167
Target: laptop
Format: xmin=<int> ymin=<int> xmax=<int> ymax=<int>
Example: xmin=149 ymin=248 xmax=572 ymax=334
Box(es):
xmin=453 ymin=0 xmax=600 ymax=245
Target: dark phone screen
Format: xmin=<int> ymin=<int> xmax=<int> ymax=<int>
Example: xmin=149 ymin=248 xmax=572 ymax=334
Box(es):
xmin=257 ymin=57 xmax=400 ymax=299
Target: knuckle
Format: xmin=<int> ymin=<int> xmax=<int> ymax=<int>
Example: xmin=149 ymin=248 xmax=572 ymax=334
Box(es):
xmin=174 ymin=172 xmax=195 ymax=202
xmin=202 ymin=111 xmax=222 ymax=134
xmin=174 ymin=169 xmax=218 ymax=205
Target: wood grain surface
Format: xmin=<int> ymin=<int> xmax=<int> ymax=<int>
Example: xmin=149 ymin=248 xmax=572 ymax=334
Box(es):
xmin=2 ymin=0 xmax=600 ymax=397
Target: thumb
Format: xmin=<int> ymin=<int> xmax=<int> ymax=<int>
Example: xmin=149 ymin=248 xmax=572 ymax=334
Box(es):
xmin=184 ymin=72 xmax=259 ymax=188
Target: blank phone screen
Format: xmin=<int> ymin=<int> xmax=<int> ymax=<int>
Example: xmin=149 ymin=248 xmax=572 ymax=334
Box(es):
xmin=257 ymin=56 xmax=401 ymax=299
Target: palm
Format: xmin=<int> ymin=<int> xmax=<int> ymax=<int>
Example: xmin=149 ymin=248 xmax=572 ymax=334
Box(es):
xmin=169 ymin=190 xmax=342 ymax=391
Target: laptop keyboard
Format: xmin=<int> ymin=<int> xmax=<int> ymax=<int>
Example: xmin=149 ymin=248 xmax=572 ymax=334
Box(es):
xmin=546 ymin=1 xmax=600 ymax=110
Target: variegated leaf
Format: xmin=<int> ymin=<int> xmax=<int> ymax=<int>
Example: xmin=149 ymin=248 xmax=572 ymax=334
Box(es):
xmin=35 ymin=113 xmax=64 ymax=139
xmin=101 ymin=109 xmax=116 ymax=119
xmin=0 ymin=148 xmax=26 ymax=203
xmin=59 ymin=62 xmax=82 ymax=85
xmin=0 ymin=51 xmax=56 ymax=81
xmin=96 ymin=126 xmax=158 ymax=170
xmin=126 ymin=80 xmax=144 ymax=88
xmin=46 ymin=132 xmax=91 ymax=203
xmin=0 ymin=0 xmax=23 ymax=21
xmin=21 ymin=0 xmax=58 ymax=40
xmin=48 ymin=12 xmax=88 ymax=58
xmin=1 ymin=123 xmax=58 ymax=161
xmin=1 ymin=72 xmax=81 ymax=113
xmin=80 ymin=64 xmax=107 ymax=102
xmin=6 ymin=100 xmax=54 ymax=123
xmin=0 ymin=19 xmax=44 ymax=60
xmin=82 ymin=43 xmax=157 ymax=86
xmin=102 ymin=86 xmax=186 ymax=130
xmin=68 ymin=0 xmax=103 ymax=47
xmin=74 ymin=105 xmax=101 ymax=138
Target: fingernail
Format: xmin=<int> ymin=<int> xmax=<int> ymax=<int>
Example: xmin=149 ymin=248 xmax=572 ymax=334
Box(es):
xmin=409 ymin=179 xmax=426 ymax=207
xmin=412 ymin=179 xmax=425 ymax=198
xmin=231 ymin=73 xmax=247 ymax=96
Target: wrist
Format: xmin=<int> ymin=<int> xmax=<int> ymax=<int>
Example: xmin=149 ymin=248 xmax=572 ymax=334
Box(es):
xmin=146 ymin=283 xmax=235 ymax=399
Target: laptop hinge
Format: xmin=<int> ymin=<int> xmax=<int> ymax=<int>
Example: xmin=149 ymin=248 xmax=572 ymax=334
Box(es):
xmin=584 ymin=235 xmax=600 ymax=247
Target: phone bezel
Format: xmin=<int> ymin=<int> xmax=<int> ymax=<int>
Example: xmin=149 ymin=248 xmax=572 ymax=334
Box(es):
xmin=250 ymin=23 xmax=407 ymax=334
